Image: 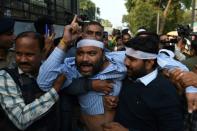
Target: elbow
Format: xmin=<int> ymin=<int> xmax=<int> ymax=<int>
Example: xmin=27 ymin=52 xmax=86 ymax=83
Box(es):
xmin=14 ymin=121 xmax=30 ymax=131
xmin=12 ymin=113 xmax=34 ymax=130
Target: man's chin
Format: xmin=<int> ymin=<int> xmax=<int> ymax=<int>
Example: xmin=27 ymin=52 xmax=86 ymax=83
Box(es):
xmin=80 ymin=72 xmax=93 ymax=77
xmin=127 ymin=73 xmax=138 ymax=80
xmin=19 ymin=67 xmax=31 ymax=74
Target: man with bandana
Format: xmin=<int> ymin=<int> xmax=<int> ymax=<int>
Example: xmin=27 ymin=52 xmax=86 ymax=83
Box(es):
xmin=103 ymin=35 xmax=184 ymax=131
xmin=37 ymin=19 xmax=126 ymax=131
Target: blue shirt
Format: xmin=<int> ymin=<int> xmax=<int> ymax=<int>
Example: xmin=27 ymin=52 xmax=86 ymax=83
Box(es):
xmin=37 ymin=47 xmax=126 ymax=115
xmin=157 ymin=51 xmax=197 ymax=93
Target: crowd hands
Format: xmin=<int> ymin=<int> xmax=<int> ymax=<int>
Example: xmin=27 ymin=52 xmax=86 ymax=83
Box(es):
xmin=0 ymin=14 xmax=197 ymax=131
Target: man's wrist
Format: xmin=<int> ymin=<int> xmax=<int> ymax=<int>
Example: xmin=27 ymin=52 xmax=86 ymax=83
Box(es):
xmin=58 ymin=39 xmax=68 ymax=51
xmin=84 ymin=79 xmax=93 ymax=91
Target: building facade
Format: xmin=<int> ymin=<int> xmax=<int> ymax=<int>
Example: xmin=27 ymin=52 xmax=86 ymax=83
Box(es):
xmin=0 ymin=0 xmax=79 ymax=25
xmin=0 ymin=0 xmax=79 ymax=37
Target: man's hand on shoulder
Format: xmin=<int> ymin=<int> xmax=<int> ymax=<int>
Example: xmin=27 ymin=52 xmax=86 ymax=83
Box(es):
xmin=53 ymin=74 xmax=66 ymax=92
xmin=92 ymin=80 xmax=113 ymax=94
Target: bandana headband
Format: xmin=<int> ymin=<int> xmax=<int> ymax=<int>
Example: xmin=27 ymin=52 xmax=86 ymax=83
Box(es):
xmin=77 ymin=39 xmax=104 ymax=49
xmin=125 ymin=47 xmax=157 ymax=59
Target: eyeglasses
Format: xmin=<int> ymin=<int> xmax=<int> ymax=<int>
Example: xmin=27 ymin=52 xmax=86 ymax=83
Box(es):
xmin=86 ymin=30 xmax=102 ymax=37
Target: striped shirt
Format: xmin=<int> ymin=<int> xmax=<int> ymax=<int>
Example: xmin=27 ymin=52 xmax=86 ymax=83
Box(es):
xmin=0 ymin=69 xmax=59 ymax=130
xmin=37 ymin=47 xmax=126 ymax=115
xmin=157 ymin=52 xmax=197 ymax=93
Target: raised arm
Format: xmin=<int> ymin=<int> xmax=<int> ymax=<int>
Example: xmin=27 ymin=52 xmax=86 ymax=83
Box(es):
xmin=37 ymin=15 xmax=80 ymax=91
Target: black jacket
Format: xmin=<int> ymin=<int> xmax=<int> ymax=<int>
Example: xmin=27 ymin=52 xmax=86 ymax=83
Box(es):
xmin=115 ymin=73 xmax=184 ymax=131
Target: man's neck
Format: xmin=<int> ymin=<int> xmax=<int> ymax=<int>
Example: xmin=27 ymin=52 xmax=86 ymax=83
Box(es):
xmin=18 ymin=67 xmax=38 ymax=78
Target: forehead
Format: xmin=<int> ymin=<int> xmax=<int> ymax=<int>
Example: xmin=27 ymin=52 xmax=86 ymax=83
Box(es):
xmin=77 ymin=46 xmax=102 ymax=52
xmin=123 ymin=34 xmax=131 ymax=38
xmin=125 ymin=54 xmax=142 ymax=61
xmin=87 ymin=25 xmax=103 ymax=31
xmin=15 ymin=37 xmax=40 ymax=50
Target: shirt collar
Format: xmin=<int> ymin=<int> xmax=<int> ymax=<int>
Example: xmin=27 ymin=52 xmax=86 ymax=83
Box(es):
xmin=18 ymin=67 xmax=35 ymax=78
xmin=18 ymin=67 xmax=24 ymax=74
xmin=137 ymin=68 xmax=158 ymax=86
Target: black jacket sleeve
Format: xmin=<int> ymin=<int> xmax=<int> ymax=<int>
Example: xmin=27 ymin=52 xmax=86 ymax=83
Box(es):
xmin=64 ymin=77 xmax=93 ymax=95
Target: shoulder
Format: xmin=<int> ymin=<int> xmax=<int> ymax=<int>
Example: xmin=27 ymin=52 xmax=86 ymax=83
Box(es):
xmin=145 ymin=74 xmax=182 ymax=109
xmin=105 ymin=51 xmax=126 ymax=64
xmin=106 ymin=52 xmax=127 ymax=72
xmin=152 ymin=73 xmax=173 ymax=86
xmin=0 ymin=69 xmax=10 ymax=77
xmin=0 ymin=69 xmax=17 ymax=88
xmin=149 ymin=73 xmax=179 ymax=98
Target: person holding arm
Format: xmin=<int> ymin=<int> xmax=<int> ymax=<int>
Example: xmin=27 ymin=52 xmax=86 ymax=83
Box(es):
xmin=0 ymin=31 xmax=66 ymax=131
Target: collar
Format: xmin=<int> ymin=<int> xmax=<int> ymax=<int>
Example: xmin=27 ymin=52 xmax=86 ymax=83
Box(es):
xmin=18 ymin=67 xmax=35 ymax=78
xmin=137 ymin=68 xmax=158 ymax=86
xmin=18 ymin=67 xmax=24 ymax=75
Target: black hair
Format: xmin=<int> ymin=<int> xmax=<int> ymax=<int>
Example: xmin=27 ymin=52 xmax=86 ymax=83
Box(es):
xmin=126 ymin=34 xmax=159 ymax=54
xmin=122 ymin=32 xmax=131 ymax=38
xmin=116 ymin=35 xmax=122 ymax=41
xmin=112 ymin=29 xmax=121 ymax=36
xmin=122 ymin=29 xmax=129 ymax=35
xmin=15 ymin=31 xmax=45 ymax=51
xmin=126 ymin=34 xmax=159 ymax=69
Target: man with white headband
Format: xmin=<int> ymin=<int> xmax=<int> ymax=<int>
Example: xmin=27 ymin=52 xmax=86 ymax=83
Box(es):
xmin=37 ymin=22 xmax=126 ymax=131
xmin=103 ymin=35 xmax=183 ymax=131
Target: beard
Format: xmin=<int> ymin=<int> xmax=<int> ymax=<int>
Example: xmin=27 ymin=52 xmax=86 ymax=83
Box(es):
xmin=126 ymin=63 xmax=147 ymax=80
xmin=76 ymin=56 xmax=104 ymax=77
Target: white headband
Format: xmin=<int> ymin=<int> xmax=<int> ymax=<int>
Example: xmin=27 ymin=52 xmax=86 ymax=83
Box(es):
xmin=137 ymin=29 xmax=146 ymax=33
xmin=159 ymin=49 xmax=175 ymax=58
xmin=77 ymin=39 xmax=104 ymax=49
xmin=125 ymin=47 xmax=157 ymax=59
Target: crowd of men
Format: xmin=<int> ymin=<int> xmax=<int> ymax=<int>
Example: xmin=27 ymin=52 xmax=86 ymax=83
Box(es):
xmin=0 ymin=15 xmax=197 ymax=131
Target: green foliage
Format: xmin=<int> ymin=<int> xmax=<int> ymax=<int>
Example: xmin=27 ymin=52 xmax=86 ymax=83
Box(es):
xmin=124 ymin=0 xmax=192 ymax=34
xmin=101 ymin=19 xmax=113 ymax=27
xmin=180 ymin=0 xmax=192 ymax=9
xmin=79 ymin=0 xmax=96 ymax=20
xmin=127 ymin=1 xmax=158 ymax=33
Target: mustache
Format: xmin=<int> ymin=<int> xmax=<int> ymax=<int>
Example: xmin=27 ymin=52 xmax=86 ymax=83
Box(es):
xmin=78 ymin=62 xmax=93 ymax=67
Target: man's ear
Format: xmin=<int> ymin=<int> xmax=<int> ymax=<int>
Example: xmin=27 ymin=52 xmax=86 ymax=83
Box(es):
xmin=145 ymin=59 xmax=155 ymax=71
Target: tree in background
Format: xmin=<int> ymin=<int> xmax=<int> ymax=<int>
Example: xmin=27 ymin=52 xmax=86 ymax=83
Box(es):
xmin=79 ymin=0 xmax=100 ymax=21
xmin=123 ymin=1 xmax=157 ymax=34
xmin=123 ymin=0 xmax=192 ymax=34
xmin=101 ymin=19 xmax=113 ymax=27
